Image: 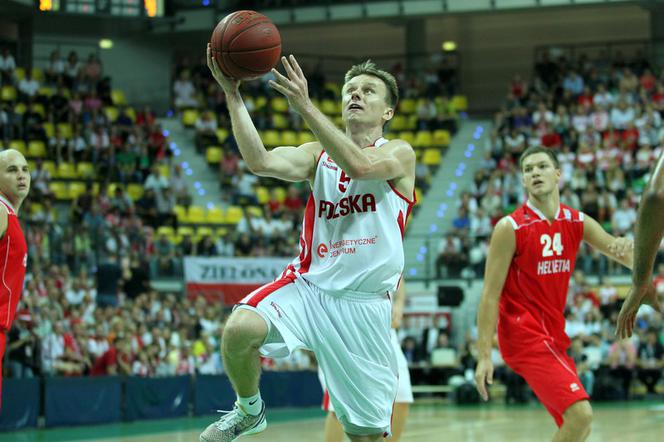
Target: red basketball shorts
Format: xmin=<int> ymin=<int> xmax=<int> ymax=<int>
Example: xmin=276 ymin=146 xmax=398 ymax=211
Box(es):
xmin=503 ymin=338 xmax=589 ymax=427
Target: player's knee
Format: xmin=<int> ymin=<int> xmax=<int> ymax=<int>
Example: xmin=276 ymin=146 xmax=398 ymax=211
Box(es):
xmin=223 ymin=309 xmax=268 ymax=352
xmin=566 ymin=401 xmax=593 ymax=429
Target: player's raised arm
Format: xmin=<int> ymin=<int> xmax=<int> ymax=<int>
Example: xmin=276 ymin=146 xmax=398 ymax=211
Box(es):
xmin=207 ymin=45 xmax=321 ymax=183
xmin=616 ymin=152 xmax=664 ymax=338
xmin=582 ymin=215 xmax=634 ymax=269
xmin=475 ymin=217 xmax=516 ymax=401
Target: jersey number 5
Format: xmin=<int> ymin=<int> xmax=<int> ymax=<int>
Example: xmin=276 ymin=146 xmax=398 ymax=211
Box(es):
xmin=338 ymin=171 xmax=351 ymax=192
xmin=541 ymin=233 xmax=563 ymax=257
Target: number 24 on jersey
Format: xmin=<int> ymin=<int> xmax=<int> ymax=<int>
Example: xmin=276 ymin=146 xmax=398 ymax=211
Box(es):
xmin=541 ymin=233 xmax=563 ymax=257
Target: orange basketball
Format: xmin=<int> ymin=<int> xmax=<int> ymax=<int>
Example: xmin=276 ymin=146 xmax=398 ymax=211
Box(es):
xmin=210 ymin=10 xmax=282 ymax=80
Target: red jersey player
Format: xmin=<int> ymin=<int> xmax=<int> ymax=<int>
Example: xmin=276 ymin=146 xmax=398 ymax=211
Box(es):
xmin=475 ymin=146 xmax=633 ymax=442
xmin=0 ymin=149 xmax=31 ymax=407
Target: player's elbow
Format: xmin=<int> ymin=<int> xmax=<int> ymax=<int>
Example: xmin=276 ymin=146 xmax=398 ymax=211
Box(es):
xmin=344 ymin=162 xmax=371 ymax=180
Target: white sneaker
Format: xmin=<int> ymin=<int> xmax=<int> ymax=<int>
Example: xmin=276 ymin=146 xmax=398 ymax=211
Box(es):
xmin=199 ymin=401 xmax=267 ymax=442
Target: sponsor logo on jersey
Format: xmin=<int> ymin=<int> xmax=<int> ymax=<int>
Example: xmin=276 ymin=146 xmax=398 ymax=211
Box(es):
xmin=318 ymin=194 xmax=377 ymax=219
xmin=537 ymin=259 xmax=571 ymax=275
xmin=570 ymin=383 xmax=580 ymax=392
xmin=270 ymin=301 xmax=283 ymax=318
xmin=317 ymin=243 xmax=328 ymax=257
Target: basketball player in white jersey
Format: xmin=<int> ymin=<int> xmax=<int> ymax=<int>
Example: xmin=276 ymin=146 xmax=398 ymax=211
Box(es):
xmin=319 ymin=278 xmax=413 ymax=442
xmin=201 ymin=45 xmax=416 ymax=442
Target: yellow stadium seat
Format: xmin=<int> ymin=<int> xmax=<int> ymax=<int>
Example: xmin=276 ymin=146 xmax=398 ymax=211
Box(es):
xmin=433 ymin=130 xmax=451 ymax=147
xmin=274 ymin=187 xmax=287 ymax=203
xmin=225 ymin=206 xmax=244 ymax=224
xmin=157 ymin=164 xmax=170 ymax=178
xmin=111 ymin=89 xmax=127 ymax=105
xmin=27 ymin=140 xmax=46 ymax=158
xmin=333 ymin=116 xmax=344 ymax=129
xmin=262 ymin=130 xmax=280 ymax=148
xmin=49 ymin=182 xmax=69 ymax=200
xmin=125 ymin=107 xmax=136 ymax=122
xmin=256 ymin=186 xmax=269 ymax=205
xmin=246 ymin=206 xmax=263 ymax=218
xmin=43 ymin=122 xmax=54 ymax=138
xmin=13 ymin=103 xmax=26 ymax=115
xmin=206 ymin=146 xmax=223 ymax=164
xmin=76 ymin=162 xmax=95 ymax=178
xmin=107 ymin=183 xmax=119 ymax=196
xmin=57 ymin=163 xmax=76 ymax=179
xmin=254 ymin=96 xmax=267 ymax=109
xmin=14 ymin=67 xmax=25 ymax=81
xmin=197 ymin=226 xmax=214 ymax=238
xmin=174 ymin=205 xmax=187 ymax=223
xmin=206 ymin=207 xmax=225 ymax=224
xmin=69 ymin=182 xmax=87 ymax=199
xmin=1 ymin=86 xmax=16 ymax=101
xmin=31 ymin=103 xmax=45 ymax=118
xmin=37 ymin=87 xmax=53 ymax=98
xmin=188 ymin=205 xmax=206 ymax=224
xmin=104 ymin=106 xmax=118 ymax=122
xmin=398 ymin=131 xmax=415 ymax=145
xmin=407 ymin=115 xmax=418 ymax=130
xmin=272 ymin=113 xmax=289 ymax=129
xmin=270 ymin=97 xmax=289 ymax=113
xmin=42 ymin=161 xmax=56 ymax=176
xmin=321 ymin=99 xmax=338 ymax=115
xmin=182 ymin=109 xmax=199 ymax=127
xmin=413 ymin=131 xmax=433 ymax=148
xmin=389 ymin=115 xmax=406 ymax=131
xmin=31 ymin=68 xmax=44 ymax=82
xmin=178 ymin=226 xmax=194 ymax=237
xmin=451 ymin=95 xmax=468 ymax=112
xmin=324 ymin=82 xmax=341 ymax=97
xmin=216 ymin=128 xmax=229 ymax=143
xmin=216 ymin=227 xmax=229 ymax=238
xmin=27 ymin=160 xmax=36 ymax=171
xmin=399 ymin=99 xmax=416 ymax=114
xmin=30 ymin=203 xmax=43 ymax=215
xmin=298 ymin=132 xmax=316 ymax=145
xmin=415 ymin=188 xmax=423 ymax=205
xmin=157 ymin=226 xmax=175 ymax=238
xmin=127 ymin=184 xmax=144 ymax=200
xmin=422 ymin=149 xmax=442 ymax=166
xmin=9 ymin=140 xmax=26 ymax=155
xmin=57 ymin=123 xmax=73 ymax=139
xmin=281 ymin=131 xmax=298 ymax=146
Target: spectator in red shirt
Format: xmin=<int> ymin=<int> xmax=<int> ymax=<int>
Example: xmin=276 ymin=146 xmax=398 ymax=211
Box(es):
xmin=283 ymin=185 xmax=303 ymax=212
xmin=90 ymin=337 xmax=132 ymax=376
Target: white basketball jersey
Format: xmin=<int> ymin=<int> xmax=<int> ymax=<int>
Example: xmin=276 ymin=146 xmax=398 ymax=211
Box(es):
xmin=284 ymin=138 xmax=415 ymax=295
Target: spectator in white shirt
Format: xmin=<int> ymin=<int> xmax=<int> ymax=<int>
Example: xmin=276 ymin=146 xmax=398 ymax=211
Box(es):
xmin=593 ymin=84 xmax=613 ymax=108
xmin=18 ymin=68 xmax=40 ymax=99
xmin=46 ymin=50 xmax=65 ymax=84
xmin=611 ymin=199 xmax=637 ymax=235
xmin=610 ymin=100 xmax=635 ymax=130
xmin=173 ymin=71 xmax=197 ymax=109
xmin=194 ymin=111 xmax=218 ymax=152
xmin=469 ymin=208 xmax=492 ymax=238
xmin=0 ymin=47 xmax=16 ymax=84
xmin=144 ymin=165 xmax=170 ymax=193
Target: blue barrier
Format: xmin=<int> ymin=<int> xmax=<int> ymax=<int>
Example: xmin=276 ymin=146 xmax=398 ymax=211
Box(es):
xmin=126 ymin=376 xmax=191 ymax=421
xmin=194 ymin=375 xmax=236 ymax=416
xmin=44 ymin=376 xmax=122 ymax=427
xmin=0 ymin=378 xmax=39 ymax=431
xmin=261 ymin=371 xmax=323 ymax=408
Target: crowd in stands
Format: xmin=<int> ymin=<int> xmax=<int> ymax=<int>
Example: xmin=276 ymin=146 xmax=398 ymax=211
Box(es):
xmin=429 ymin=50 xmax=664 ymax=400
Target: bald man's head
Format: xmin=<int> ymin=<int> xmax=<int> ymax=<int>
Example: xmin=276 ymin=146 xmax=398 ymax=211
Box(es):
xmin=0 ymin=149 xmax=30 ymax=207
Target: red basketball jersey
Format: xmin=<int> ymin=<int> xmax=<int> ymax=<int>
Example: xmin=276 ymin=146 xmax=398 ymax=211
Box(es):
xmin=497 ymin=201 xmax=584 ymax=357
xmin=0 ymin=195 xmax=27 ymax=332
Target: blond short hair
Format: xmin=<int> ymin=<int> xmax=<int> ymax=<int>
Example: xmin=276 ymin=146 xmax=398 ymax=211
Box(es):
xmin=344 ymin=60 xmax=399 ymax=108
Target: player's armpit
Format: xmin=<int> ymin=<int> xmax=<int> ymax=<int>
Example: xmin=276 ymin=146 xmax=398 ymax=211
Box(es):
xmin=582 ymin=215 xmax=633 ymax=269
xmin=252 ymin=142 xmax=322 ymax=183
xmin=349 ymin=139 xmax=416 ymax=181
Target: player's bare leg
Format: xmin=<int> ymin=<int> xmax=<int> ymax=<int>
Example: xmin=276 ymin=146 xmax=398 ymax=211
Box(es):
xmin=391 ymin=403 xmax=410 ymax=440
xmin=199 ymin=309 xmax=269 ymax=442
xmin=221 ymin=308 xmax=268 ymax=396
xmin=347 ymin=434 xmax=382 ymax=442
xmin=324 ymin=412 xmax=346 ymax=442
xmin=553 ymin=400 xmax=593 ymax=442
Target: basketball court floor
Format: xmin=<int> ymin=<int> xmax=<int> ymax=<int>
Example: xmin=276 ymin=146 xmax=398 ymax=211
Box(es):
xmin=3 ymin=402 xmax=663 ymax=442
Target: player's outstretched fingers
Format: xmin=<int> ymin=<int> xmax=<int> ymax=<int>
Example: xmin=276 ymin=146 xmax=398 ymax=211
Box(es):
xmin=475 ymin=370 xmax=488 ymax=401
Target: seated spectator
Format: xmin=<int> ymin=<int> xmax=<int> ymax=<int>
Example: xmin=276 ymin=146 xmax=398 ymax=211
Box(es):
xmin=636 ymin=330 xmax=664 ymax=394
xmin=0 ymin=47 xmax=16 ymax=85
xmin=30 ymin=158 xmax=52 ymax=198
xmin=283 ymin=185 xmax=303 ymax=212
xmin=194 ymin=111 xmax=218 ymax=152
xmin=46 ymin=50 xmax=65 ymax=84
xmin=231 ymin=167 xmax=258 ymax=205
xmin=153 ymin=233 xmax=177 ymax=277
xmin=173 ymin=71 xmax=198 ymax=109
xmin=611 ymin=199 xmax=637 ymax=236
xmin=18 ymin=68 xmax=40 ymax=100
xmin=82 ymin=53 xmax=102 ymax=89
xmin=144 ymin=165 xmax=169 ymax=193
xmin=64 ymin=51 xmax=81 ymax=90
xmin=435 ymin=235 xmax=466 ymax=278
xmin=169 ymin=164 xmax=191 ymax=206
xmin=90 ymin=337 xmax=132 ymax=376
xmin=607 ymin=339 xmax=637 ymax=399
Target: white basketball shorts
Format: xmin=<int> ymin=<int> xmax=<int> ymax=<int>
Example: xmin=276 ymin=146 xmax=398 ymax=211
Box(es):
xmin=318 ymin=328 xmax=413 ymax=411
xmin=236 ymin=274 xmax=398 ymax=437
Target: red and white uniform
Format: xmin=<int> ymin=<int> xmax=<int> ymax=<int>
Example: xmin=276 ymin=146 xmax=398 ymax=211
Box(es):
xmin=0 ymin=194 xmax=28 ymax=407
xmin=498 ymin=201 xmax=589 ymax=427
xmin=237 ymin=138 xmax=415 ymax=437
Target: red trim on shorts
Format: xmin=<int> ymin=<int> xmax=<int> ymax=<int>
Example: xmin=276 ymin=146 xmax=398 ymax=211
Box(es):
xmin=387 ymin=181 xmax=416 ymax=206
xmin=246 ymin=273 xmax=296 ymax=307
xmin=296 ymin=196 xmax=316 ymax=274
xmin=397 ymin=210 xmax=405 ymax=239
xmin=322 ymin=389 xmax=330 ymax=411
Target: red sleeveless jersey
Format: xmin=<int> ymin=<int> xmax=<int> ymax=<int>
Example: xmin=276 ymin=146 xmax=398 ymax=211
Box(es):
xmin=497 ymin=201 xmax=584 ymax=358
xmin=0 ymin=195 xmax=27 ymax=332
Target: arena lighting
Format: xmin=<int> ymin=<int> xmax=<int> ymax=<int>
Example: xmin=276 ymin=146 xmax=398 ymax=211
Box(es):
xmin=442 ymin=41 xmax=457 ymax=52
xmin=99 ymin=39 xmax=113 ymax=49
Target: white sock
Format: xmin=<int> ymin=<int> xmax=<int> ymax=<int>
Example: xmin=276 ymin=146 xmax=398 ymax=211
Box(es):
xmin=237 ymin=392 xmax=262 ymax=416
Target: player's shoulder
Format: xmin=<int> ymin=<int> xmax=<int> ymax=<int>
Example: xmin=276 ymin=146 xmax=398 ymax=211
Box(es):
xmin=503 ymin=204 xmax=527 ymax=228
xmin=558 ymin=204 xmax=585 ymax=223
